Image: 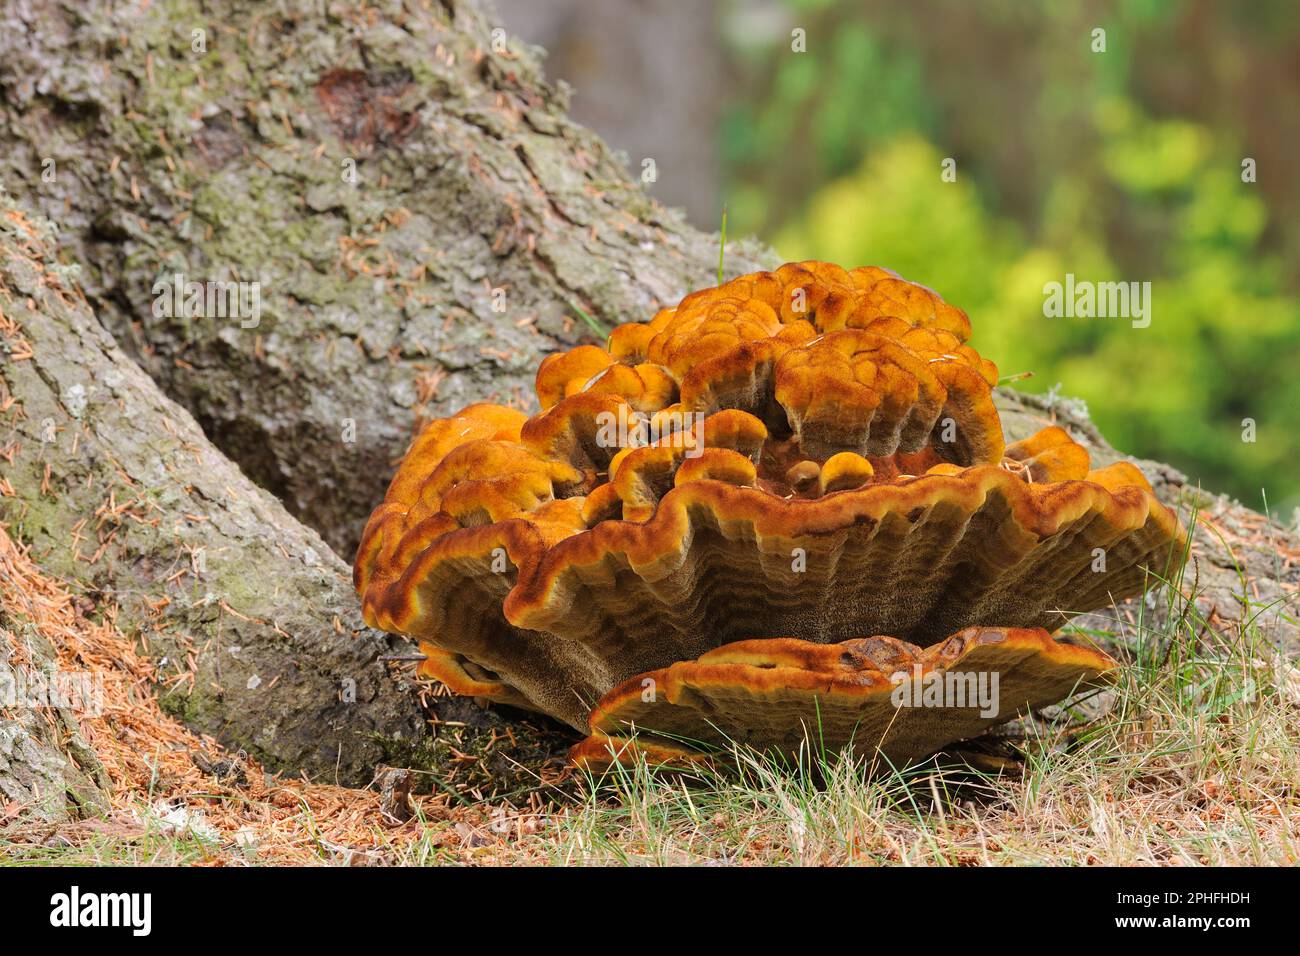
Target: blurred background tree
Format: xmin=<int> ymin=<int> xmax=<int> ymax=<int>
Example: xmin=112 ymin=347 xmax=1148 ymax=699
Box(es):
xmin=500 ymin=0 xmax=1299 ymax=515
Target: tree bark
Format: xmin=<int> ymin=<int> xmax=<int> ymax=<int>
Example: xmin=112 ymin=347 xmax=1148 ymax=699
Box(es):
xmin=0 ymin=0 xmax=771 ymax=558
xmin=1 ymin=189 xmax=430 ymax=786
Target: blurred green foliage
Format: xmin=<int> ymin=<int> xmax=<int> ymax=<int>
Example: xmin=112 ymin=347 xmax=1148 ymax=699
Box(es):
xmin=722 ymin=0 xmax=1300 ymax=514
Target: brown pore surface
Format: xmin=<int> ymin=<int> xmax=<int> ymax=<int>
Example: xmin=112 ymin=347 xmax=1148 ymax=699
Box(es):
xmin=354 ymin=262 xmax=1186 ymax=731
xmin=572 ymin=627 xmax=1116 ymax=769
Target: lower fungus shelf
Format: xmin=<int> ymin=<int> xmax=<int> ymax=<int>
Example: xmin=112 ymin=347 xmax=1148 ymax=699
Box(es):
xmin=571 ymin=627 xmax=1115 ymax=770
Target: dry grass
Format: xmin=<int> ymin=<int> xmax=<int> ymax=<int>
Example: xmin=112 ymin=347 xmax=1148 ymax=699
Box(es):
xmin=2 ymin=510 xmax=1297 ymax=866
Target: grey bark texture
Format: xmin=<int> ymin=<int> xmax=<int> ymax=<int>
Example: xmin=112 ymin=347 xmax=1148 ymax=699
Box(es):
xmin=0 ymin=0 xmax=769 ymax=558
xmin=0 ymin=188 xmax=428 ymax=788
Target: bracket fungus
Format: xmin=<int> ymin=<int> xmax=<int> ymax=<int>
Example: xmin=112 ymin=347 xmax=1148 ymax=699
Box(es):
xmin=356 ymin=262 xmax=1186 ymax=766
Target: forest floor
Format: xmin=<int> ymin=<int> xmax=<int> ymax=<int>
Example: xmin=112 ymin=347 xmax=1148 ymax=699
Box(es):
xmin=2 ymin=516 xmax=1297 ymax=866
